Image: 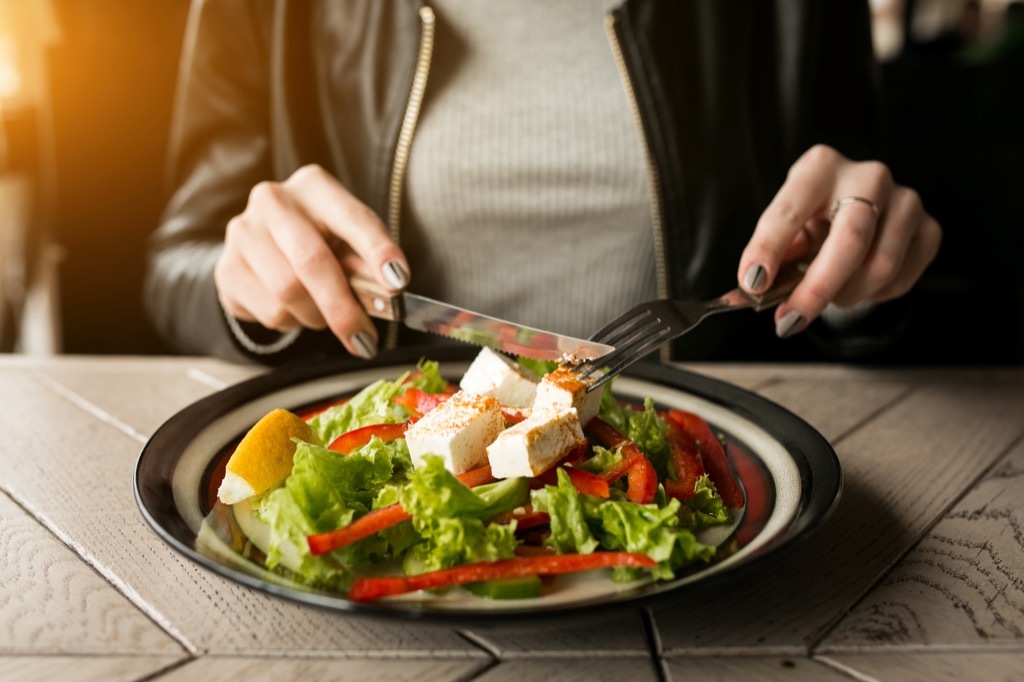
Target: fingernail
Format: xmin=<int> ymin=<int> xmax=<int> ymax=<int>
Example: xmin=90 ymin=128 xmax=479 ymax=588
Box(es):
xmin=744 ymin=264 xmax=767 ymax=292
xmin=776 ymin=311 xmax=805 ymax=339
xmin=382 ymin=261 xmax=409 ymax=289
xmin=351 ymin=331 xmax=378 ymax=359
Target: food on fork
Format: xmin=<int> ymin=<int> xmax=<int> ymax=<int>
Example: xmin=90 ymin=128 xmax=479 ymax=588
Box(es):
xmin=532 ymin=364 xmax=602 ymax=426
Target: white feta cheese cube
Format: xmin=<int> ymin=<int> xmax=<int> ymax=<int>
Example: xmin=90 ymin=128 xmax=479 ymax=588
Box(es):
xmin=532 ymin=366 xmax=602 ymax=426
xmin=405 ymin=390 xmax=504 ymax=474
xmin=459 ymin=347 xmax=538 ymax=408
xmin=487 ymin=407 xmax=586 ymax=479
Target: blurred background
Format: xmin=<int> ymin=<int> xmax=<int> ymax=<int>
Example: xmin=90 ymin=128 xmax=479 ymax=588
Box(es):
xmin=0 ymin=0 xmax=1021 ymax=363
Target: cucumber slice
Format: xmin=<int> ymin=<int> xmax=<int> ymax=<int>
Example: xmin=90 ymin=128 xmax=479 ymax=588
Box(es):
xmin=465 ymin=575 xmax=542 ymax=600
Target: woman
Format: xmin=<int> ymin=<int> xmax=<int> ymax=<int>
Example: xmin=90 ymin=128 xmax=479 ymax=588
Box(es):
xmin=145 ymin=0 xmax=940 ymax=364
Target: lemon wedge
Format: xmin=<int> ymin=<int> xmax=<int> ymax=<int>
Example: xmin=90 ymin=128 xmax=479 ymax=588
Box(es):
xmin=217 ymin=408 xmax=320 ymax=505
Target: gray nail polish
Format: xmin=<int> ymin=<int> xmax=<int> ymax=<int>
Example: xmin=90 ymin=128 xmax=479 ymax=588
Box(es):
xmin=351 ymin=331 xmax=378 ymax=359
xmin=776 ymin=311 xmax=805 ymax=339
xmin=382 ymin=261 xmax=409 ymax=289
xmin=744 ymin=264 xmax=767 ymax=292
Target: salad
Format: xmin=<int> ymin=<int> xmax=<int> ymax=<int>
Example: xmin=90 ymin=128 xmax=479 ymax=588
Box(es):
xmin=214 ymin=351 xmax=744 ymax=603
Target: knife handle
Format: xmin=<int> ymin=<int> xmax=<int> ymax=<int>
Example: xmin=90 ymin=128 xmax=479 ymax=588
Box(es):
xmin=745 ymin=262 xmax=806 ymax=312
xmin=349 ymin=275 xmax=405 ymax=321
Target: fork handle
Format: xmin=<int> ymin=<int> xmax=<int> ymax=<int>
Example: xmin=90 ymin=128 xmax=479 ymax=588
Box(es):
xmin=745 ymin=262 xmax=806 ymax=312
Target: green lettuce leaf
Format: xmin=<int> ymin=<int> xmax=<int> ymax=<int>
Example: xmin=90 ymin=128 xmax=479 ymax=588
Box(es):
xmin=256 ymin=436 xmax=409 ymax=581
xmin=309 ymin=359 xmax=447 ymax=443
xmin=398 ymin=456 xmax=523 ymax=572
xmin=404 ymin=359 xmax=450 ymax=395
xmin=678 ymin=475 xmax=732 ymax=529
xmin=515 ymin=357 xmax=557 ymax=380
xmin=531 ymin=469 xmax=715 ymax=581
xmin=530 ymin=469 xmax=600 ymax=555
xmin=597 ymin=391 xmax=671 ymax=478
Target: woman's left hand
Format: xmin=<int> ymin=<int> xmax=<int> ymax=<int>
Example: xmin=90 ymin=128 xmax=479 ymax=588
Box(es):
xmin=737 ymin=144 xmax=942 ymax=338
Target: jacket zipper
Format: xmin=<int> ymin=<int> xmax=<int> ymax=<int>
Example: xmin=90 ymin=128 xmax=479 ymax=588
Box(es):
xmin=384 ymin=4 xmax=435 ymax=349
xmin=605 ymin=13 xmax=671 ymax=362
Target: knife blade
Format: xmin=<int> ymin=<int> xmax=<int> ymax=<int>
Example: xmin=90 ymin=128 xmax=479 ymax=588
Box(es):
xmin=350 ymin=276 xmax=613 ymax=361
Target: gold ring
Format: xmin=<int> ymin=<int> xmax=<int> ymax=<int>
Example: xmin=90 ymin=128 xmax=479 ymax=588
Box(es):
xmin=828 ymin=196 xmax=880 ymax=223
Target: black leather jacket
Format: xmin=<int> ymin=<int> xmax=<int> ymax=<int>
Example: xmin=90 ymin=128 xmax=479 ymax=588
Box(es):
xmin=145 ymin=0 xmax=884 ymax=364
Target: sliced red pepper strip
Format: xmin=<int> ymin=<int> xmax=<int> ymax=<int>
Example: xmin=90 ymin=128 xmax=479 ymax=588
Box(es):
xmin=307 ymin=504 xmax=412 ymax=556
xmin=564 ymin=467 xmax=611 ymax=498
xmin=327 ymin=421 xmax=409 ymax=455
xmin=662 ymin=426 xmax=706 ymax=500
xmin=585 ymin=418 xmax=655 ymax=503
xmin=455 ymin=463 xmax=496 ymax=488
xmin=348 ymin=552 xmax=656 ymax=602
xmin=392 ymin=388 xmax=450 ymax=419
xmin=665 ymin=409 xmax=744 ymax=508
xmin=625 ymin=454 xmax=657 ymax=504
xmin=598 ymin=447 xmax=644 ymax=484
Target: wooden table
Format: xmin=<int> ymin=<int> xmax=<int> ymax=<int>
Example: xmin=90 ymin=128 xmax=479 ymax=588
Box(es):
xmin=2 ymin=355 xmax=1023 ymax=681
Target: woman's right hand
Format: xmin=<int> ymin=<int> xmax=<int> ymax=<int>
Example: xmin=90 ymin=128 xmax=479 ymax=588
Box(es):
xmin=214 ymin=164 xmax=410 ymax=358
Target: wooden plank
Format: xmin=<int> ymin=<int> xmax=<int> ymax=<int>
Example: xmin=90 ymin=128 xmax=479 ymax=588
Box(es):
xmin=460 ymin=609 xmax=652 ymax=658
xmin=471 ymin=657 xmax=661 ymax=682
xmin=0 ymin=655 xmax=184 ymax=682
xmin=664 ymin=655 xmax=852 ymax=681
xmin=0 ymin=492 xmax=183 ymax=655
xmin=653 ymin=374 xmax=1024 ymax=655
xmin=672 ymin=363 xmax=784 ymax=391
xmin=818 ymin=652 xmax=1024 ymax=681
xmin=821 ymin=436 xmax=1024 ymax=650
xmin=151 ymin=656 xmax=488 ymax=682
xmin=0 ymin=370 xmax=484 ymax=658
xmin=752 ymin=374 xmax=911 ymax=443
xmin=28 ymin=359 xmax=237 ymax=441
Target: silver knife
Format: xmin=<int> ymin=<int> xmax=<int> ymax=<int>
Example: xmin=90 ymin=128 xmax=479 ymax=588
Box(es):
xmin=350 ymin=276 xmax=613 ymax=361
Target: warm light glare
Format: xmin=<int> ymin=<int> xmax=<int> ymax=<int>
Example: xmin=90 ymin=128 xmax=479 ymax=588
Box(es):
xmin=0 ymin=36 xmax=22 ymax=99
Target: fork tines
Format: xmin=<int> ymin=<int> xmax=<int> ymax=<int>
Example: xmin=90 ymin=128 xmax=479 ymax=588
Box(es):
xmin=570 ymin=304 xmax=674 ymax=391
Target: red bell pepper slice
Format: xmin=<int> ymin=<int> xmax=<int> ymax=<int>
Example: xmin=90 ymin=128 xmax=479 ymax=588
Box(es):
xmin=585 ymin=418 xmax=656 ymax=503
xmin=564 ymin=467 xmax=611 ymax=498
xmin=598 ymin=447 xmax=644 ymax=485
xmin=455 ymin=463 xmax=496 ymax=488
xmin=307 ymin=504 xmax=412 ymax=556
xmin=347 ymin=551 xmax=656 ymax=602
xmin=665 ymin=409 xmax=744 ymax=509
xmin=327 ymin=422 xmax=409 ymax=455
xmin=662 ymin=427 xmax=706 ymax=500
xmin=625 ymin=454 xmax=657 ymax=504
xmin=392 ymin=387 xmax=450 ymax=419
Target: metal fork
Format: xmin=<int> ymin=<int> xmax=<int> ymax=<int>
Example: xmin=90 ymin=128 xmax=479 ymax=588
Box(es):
xmin=573 ymin=264 xmax=805 ymax=391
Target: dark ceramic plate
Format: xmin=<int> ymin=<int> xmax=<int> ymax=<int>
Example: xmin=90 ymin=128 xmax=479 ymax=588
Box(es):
xmin=135 ymin=346 xmax=840 ymax=622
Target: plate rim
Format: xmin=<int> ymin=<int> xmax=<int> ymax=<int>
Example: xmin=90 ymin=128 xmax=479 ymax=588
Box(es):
xmin=134 ymin=347 xmax=842 ymax=623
